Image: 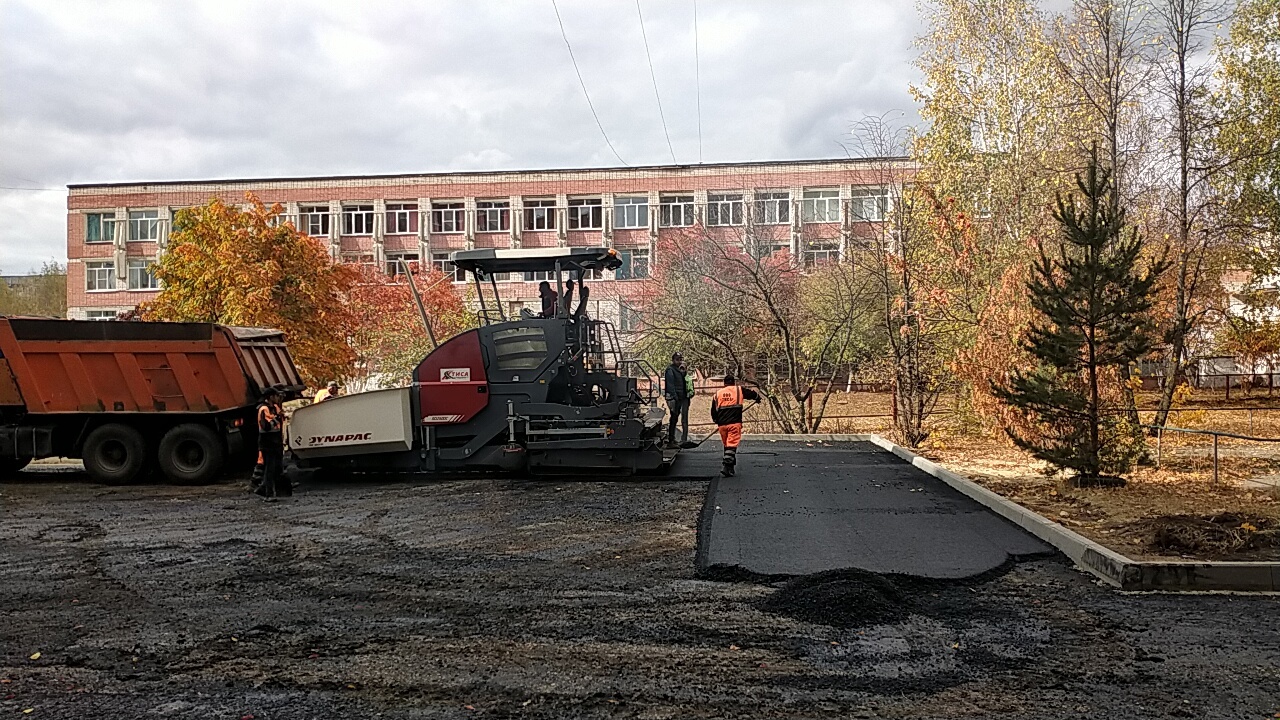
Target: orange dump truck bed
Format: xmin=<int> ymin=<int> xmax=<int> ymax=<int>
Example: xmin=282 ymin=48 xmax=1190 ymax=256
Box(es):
xmin=0 ymin=318 xmax=301 ymax=414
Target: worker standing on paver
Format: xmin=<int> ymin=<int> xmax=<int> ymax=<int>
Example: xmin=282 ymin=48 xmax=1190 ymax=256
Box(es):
xmin=664 ymin=352 xmax=690 ymax=447
xmin=711 ymin=373 xmax=759 ymax=477
xmin=255 ymin=387 xmax=288 ymax=500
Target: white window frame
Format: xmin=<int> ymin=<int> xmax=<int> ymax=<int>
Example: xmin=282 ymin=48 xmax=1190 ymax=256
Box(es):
xmin=385 ymin=203 xmax=419 ymax=235
xmin=802 ymin=189 xmax=840 ymax=223
xmin=300 ymin=206 xmax=330 ymax=237
xmin=342 ymin=204 xmax=375 ymax=235
xmin=85 ymin=309 xmax=118 ymax=321
xmin=127 ymin=259 xmax=161 ymax=291
xmin=476 ymin=200 xmax=510 ymax=233
xmin=385 ymin=251 xmax=420 ymax=276
xmin=616 ymin=248 xmax=650 ymax=280
xmin=802 ymin=240 xmax=840 ymax=267
xmin=431 ymin=252 xmax=466 ymax=282
xmin=523 ymin=269 xmax=555 ymax=282
xmin=614 ymin=197 xmax=648 ymax=229
xmin=850 ymin=187 xmax=890 ymax=222
xmin=523 ymin=199 xmax=556 ymax=231
xmin=127 ymin=209 xmax=159 ymax=242
xmin=85 ymin=213 xmax=116 ymax=244
xmin=431 ymin=202 xmax=465 ymax=234
xmin=753 ymin=190 xmax=790 ymax=225
xmin=659 ymin=195 xmax=695 ymax=227
xmin=619 ymin=302 xmax=642 ymax=332
xmin=707 ymin=193 xmax=744 ymax=227
xmin=567 ymin=198 xmax=603 ymax=230
xmin=85 ymin=261 xmax=115 ymax=292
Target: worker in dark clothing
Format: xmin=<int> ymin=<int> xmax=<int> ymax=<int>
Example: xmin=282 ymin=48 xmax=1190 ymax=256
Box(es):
xmin=538 ymin=281 xmax=558 ymax=317
xmin=711 ymin=373 xmax=759 ymax=477
xmin=664 ymin=352 xmax=690 ymax=446
xmin=255 ymin=387 xmax=287 ymax=500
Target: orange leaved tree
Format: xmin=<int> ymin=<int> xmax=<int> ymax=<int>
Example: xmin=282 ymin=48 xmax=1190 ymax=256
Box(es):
xmin=346 ymin=264 xmax=473 ymax=389
xmin=141 ymin=194 xmax=360 ymax=386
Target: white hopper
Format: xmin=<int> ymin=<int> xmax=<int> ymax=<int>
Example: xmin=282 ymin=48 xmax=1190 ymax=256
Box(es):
xmin=288 ymin=386 xmax=413 ymax=459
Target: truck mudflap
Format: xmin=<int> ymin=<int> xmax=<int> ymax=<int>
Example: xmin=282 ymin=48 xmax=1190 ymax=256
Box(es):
xmin=289 ymin=387 xmax=414 ymax=460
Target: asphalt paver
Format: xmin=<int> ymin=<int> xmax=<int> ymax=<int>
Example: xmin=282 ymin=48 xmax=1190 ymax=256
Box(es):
xmin=694 ymin=440 xmax=1053 ymax=578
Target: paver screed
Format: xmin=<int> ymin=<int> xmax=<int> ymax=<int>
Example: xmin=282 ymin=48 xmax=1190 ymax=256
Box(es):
xmin=695 ymin=440 xmax=1054 ymax=578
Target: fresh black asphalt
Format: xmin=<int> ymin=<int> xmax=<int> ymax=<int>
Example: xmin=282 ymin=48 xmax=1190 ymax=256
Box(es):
xmin=690 ymin=439 xmax=1054 ymax=579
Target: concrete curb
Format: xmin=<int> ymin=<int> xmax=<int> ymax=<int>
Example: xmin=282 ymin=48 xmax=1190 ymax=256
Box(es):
xmin=751 ymin=433 xmax=1279 ymax=592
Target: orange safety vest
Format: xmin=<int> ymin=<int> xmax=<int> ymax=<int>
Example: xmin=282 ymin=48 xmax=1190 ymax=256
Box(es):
xmin=258 ymin=403 xmax=282 ymax=434
xmin=715 ymin=385 xmax=744 ymax=411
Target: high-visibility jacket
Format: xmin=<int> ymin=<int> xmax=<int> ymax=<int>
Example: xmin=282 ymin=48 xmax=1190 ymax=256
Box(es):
xmin=258 ymin=403 xmax=283 ymax=434
xmin=711 ymin=384 xmax=758 ymax=426
xmin=313 ymin=388 xmax=333 ymax=403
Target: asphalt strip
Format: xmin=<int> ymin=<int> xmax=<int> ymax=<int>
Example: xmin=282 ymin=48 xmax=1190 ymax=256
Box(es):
xmin=694 ymin=440 xmax=1054 ymax=580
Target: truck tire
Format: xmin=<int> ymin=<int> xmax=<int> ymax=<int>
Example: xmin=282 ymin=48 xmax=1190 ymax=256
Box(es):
xmin=0 ymin=456 xmax=33 ymax=478
xmin=83 ymin=424 xmax=147 ymax=485
xmin=158 ymin=423 xmax=226 ymax=485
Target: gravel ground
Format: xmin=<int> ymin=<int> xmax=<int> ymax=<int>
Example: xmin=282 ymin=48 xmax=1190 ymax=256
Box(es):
xmin=2 ymin=446 xmax=1279 ymax=720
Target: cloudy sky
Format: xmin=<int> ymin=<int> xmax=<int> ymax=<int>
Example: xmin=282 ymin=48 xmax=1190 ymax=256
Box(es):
xmin=0 ymin=0 xmax=923 ymax=273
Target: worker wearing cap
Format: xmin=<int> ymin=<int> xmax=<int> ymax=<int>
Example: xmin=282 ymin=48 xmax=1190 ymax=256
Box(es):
xmin=664 ymin=352 xmax=690 ymax=446
xmin=313 ymin=381 xmax=339 ymax=403
xmin=711 ymin=373 xmax=759 ymax=477
xmin=255 ymin=387 xmax=288 ymax=500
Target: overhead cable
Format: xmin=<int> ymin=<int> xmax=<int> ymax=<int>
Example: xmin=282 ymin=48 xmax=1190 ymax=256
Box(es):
xmin=636 ymin=0 xmax=677 ymax=164
xmin=550 ymin=0 xmax=628 ymax=166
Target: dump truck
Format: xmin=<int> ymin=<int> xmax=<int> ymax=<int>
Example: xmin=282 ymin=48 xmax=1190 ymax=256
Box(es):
xmin=290 ymin=247 xmax=674 ymax=476
xmin=0 ymin=317 xmax=303 ymax=484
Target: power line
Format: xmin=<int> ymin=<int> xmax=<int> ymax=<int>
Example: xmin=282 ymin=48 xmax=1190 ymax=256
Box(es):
xmin=635 ymin=0 xmax=677 ymax=164
xmin=550 ymin=0 xmax=628 ymax=166
xmin=693 ymin=0 xmax=703 ymax=164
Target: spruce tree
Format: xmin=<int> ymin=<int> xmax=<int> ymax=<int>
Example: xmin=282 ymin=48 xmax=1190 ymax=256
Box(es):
xmin=995 ymin=154 xmax=1166 ymax=483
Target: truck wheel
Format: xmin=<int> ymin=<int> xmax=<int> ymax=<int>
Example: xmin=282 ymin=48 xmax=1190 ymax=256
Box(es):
xmin=0 ymin=456 xmax=33 ymax=478
xmin=158 ymin=423 xmax=226 ymax=485
xmin=83 ymin=424 xmax=147 ymax=485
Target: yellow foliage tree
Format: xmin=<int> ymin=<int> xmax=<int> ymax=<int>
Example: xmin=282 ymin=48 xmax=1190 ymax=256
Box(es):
xmin=140 ymin=194 xmax=360 ymax=386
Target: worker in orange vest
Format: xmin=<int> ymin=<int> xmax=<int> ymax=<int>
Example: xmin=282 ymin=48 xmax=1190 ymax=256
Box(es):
xmin=710 ymin=372 xmax=759 ymax=477
xmin=255 ymin=387 xmax=288 ymax=500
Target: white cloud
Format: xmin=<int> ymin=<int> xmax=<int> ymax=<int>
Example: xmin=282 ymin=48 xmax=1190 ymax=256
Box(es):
xmin=0 ymin=0 xmax=923 ymax=270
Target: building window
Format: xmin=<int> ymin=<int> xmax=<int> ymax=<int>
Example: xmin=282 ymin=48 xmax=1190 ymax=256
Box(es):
xmin=568 ymin=198 xmax=603 ymax=230
xmin=851 ymin=187 xmax=889 ymax=222
xmin=802 ymin=240 xmax=839 ymax=267
xmin=523 ymin=198 xmax=556 ymax=231
xmin=385 ymin=252 xmax=420 ymax=277
xmin=707 ymin=193 xmax=744 ymax=226
xmin=431 ymin=252 xmax=466 ymax=282
xmin=754 ymin=191 xmax=790 ymax=225
xmin=619 ymin=302 xmax=642 ymax=332
xmin=476 ymin=200 xmax=510 ymax=233
xmin=386 ymin=203 xmax=419 ymax=234
xmin=85 ymin=310 xmax=117 ymax=321
xmin=127 ymin=259 xmax=160 ymax=290
xmin=614 ymin=196 xmax=648 ymax=229
xmin=746 ymin=239 xmax=789 ymax=260
xmin=128 ymin=209 xmax=159 ymax=241
xmin=85 ymin=261 xmax=115 ymax=291
xmin=85 ymin=213 xmax=116 ymax=244
xmin=300 ymin=205 xmax=330 ymax=237
xmin=659 ymin=195 xmax=695 ymax=227
xmin=802 ymin=189 xmax=841 ymax=223
xmin=342 ymin=205 xmax=375 ymax=235
xmin=616 ymin=248 xmax=650 ymax=280
xmin=431 ymin=202 xmax=465 ymax=234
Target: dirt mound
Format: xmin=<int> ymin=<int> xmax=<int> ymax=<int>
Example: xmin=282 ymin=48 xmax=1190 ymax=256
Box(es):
xmin=759 ymin=568 xmax=910 ymax=628
xmin=1140 ymin=513 xmax=1279 ymax=556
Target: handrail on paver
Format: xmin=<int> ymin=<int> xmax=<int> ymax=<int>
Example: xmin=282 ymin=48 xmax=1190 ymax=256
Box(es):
xmin=1143 ymin=423 xmax=1280 ymax=485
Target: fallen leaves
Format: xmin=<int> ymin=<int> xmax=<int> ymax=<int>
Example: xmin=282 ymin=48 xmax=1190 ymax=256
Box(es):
xmin=27 ymin=653 xmax=39 ymax=661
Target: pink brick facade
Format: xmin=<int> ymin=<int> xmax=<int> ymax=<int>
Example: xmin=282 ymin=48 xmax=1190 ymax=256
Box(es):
xmin=65 ymin=158 xmax=911 ymax=324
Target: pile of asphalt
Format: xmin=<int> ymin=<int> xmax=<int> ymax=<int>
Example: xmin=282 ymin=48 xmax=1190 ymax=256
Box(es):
xmin=760 ymin=568 xmax=910 ymax=627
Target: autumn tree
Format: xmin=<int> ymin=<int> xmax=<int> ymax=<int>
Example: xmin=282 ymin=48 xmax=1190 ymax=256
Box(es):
xmin=637 ymin=223 xmax=880 ymax=434
xmin=0 ymin=262 xmax=67 ymax=317
xmin=996 ymin=157 xmax=1167 ymax=484
xmin=142 ymin=194 xmax=360 ymax=386
xmin=1147 ymin=0 xmax=1232 ymax=427
xmin=346 ymin=263 xmax=473 ymax=390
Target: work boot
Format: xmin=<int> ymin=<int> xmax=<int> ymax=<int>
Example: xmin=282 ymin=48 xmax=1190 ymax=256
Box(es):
xmin=721 ymin=463 xmax=734 ymax=477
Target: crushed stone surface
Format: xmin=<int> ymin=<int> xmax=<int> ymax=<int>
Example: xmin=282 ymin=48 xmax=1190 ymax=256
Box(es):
xmin=1 ymin=446 xmax=1278 ymax=719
